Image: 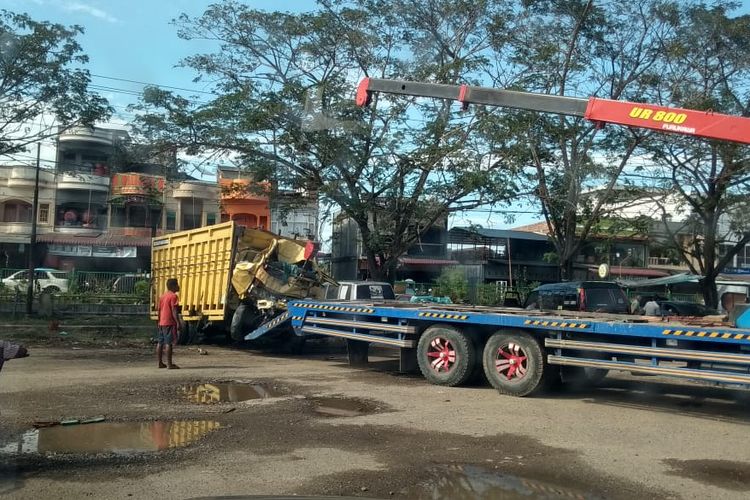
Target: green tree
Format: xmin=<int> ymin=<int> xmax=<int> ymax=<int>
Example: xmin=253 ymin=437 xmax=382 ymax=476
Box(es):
xmin=131 ymin=0 xmax=518 ymax=282
xmin=637 ymin=2 xmax=750 ymax=308
xmin=480 ymin=0 xmax=675 ymax=280
xmin=0 ymin=11 xmax=110 ymax=156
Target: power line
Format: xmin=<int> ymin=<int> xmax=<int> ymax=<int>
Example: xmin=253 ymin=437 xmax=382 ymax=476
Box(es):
xmin=91 ymin=74 xmax=215 ymax=96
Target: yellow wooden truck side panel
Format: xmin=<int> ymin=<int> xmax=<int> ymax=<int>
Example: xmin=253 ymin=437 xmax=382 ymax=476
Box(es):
xmin=150 ymin=221 xmax=238 ymax=322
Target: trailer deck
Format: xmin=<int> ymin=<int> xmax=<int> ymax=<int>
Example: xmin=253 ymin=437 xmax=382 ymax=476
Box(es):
xmin=240 ymin=300 xmax=750 ymax=395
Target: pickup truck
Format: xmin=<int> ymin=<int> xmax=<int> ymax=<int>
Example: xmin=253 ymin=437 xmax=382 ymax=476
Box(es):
xmin=323 ymin=281 xmax=395 ymax=301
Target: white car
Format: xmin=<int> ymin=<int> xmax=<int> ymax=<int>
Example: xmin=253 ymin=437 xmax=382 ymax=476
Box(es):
xmin=2 ymin=268 xmax=70 ymax=293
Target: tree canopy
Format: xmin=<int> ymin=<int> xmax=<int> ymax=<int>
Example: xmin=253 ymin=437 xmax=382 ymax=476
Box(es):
xmin=132 ymin=0 xmax=750 ymax=287
xmin=632 ymin=2 xmax=750 ymax=307
xmin=132 ymin=0 xmax=518 ymax=281
xmin=0 ymin=10 xmax=110 ymax=157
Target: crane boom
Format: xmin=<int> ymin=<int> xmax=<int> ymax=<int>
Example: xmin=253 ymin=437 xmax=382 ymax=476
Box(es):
xmin=355 ymin=77 xmax=750 ymax=145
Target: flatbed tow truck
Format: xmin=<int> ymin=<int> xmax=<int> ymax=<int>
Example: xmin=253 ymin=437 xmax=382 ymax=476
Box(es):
xmin=241 ymin=78 xmax=750 ymax=397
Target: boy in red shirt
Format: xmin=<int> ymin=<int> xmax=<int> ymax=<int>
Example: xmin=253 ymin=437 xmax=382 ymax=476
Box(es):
xmin=157 ymin=278 xmax=183 ymax=369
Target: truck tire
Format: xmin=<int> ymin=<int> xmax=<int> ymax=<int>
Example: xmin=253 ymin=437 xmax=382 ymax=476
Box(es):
xmin=230 ymin=304 xmax=262 ymax=341
xmin=584 ymin=367 xmax=608 ymax=383
xmin=177 ymin=323 xmax=191 ymax=345
xmin=417 ymin=325 xmax=477 ymax=387
xmin=562 ymin=366 xmax=609 ymax=385
xmin=483 ymin=331 xmax=549 ymax=397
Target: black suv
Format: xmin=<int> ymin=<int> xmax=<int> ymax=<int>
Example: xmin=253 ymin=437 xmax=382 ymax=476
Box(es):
xmin=524 ymin=281 xmax=629 ymax=314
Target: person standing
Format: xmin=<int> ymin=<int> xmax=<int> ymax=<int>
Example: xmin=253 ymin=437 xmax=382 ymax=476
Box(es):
xmin=643 ymin=299 xmax=662 ymax=317
xmin=630 ymin=294 xmax=642 ymax=315
xmin=157 ymin=278 xmax=183 ymax=369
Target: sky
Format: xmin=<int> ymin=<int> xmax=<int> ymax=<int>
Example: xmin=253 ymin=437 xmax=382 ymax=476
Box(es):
xmin=3 ymin=0 xmax=750 ymax=236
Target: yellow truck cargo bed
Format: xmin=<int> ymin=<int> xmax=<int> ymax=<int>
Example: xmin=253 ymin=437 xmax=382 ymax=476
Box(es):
xmin=150 ymin=221 xmax=239 ymax=322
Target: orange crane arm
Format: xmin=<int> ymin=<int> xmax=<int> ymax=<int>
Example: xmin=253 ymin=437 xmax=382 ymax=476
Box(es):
xmin=355 ymin=78 xmax=750 ymax=145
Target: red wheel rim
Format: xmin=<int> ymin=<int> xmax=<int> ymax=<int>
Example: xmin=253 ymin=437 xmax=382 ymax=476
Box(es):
xmin=425 ymin=337 xmax=457 ymax=373
xmin=495 ymin=342 xmax=528 ymax=380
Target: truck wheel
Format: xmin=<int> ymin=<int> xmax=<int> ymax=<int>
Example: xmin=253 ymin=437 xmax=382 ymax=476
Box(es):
xmin=230 ymin=304 xmax=262 ymax=341
xmin=417 ymin=325 xmax=477 ymax=387
xmin=583 ymin=367 xmax=608 ymax=384
xmin=177 ymin=323 xmax=191 ymax=345
xmin=483 ymin=331 xmax=548 ymax=397
xmin=562 ymin=366 xmax=609 ymax=385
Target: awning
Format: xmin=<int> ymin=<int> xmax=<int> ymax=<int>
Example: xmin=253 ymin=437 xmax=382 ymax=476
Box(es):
xmin=620 ymin=273 xmax=698 ymax=288
xmin=37 ymin=232 xmax=152 ymax=247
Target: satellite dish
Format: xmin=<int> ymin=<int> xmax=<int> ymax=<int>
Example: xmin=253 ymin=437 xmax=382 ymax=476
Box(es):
xmin=598 ymin=263 xmax=610 ymax=279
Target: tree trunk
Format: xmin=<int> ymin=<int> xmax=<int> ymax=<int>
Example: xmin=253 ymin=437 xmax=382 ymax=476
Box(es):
xmin=558 ymin=256 xmax=575 ymax=281
xmin=701 ymin=275 xmax=720 ymax=309
xmin=383 ymin=258 xmax=399 ymax=284
xmin=366 ymin=251 xmax=383 ymax=281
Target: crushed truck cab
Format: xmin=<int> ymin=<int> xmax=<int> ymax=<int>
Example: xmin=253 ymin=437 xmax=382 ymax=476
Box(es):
xmin=150 ymin=221 xmax=334 ymax=344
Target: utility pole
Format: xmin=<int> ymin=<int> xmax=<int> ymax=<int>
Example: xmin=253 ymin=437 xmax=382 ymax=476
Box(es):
xmin=26 ymin=143 xmax=41 ymax=316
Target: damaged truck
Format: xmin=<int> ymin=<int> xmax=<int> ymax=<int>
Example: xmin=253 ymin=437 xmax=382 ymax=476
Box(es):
xmin=149 ymin=221 xmax=335 ymax=346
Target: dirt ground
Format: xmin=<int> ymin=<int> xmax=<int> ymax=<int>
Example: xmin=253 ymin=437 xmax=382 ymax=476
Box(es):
xmin=1 ymin=332 xmax=750 ymax=499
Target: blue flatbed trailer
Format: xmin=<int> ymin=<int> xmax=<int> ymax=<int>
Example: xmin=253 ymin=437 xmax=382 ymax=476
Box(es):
xmin=246 ymin=300 xmax=750 ymax=397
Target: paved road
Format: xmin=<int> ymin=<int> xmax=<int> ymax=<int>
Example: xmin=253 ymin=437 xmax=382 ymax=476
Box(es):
xmin=1 ymin=342 xmax=749 ymax=499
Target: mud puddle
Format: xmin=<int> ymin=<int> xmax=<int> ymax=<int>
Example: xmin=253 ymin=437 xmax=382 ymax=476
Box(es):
xmin=403 ymin=464 xmax=600 ymax=499
xmin=1 ymin=420 xmax=220 ymax=456
xmin=309 ymin=396 xmax=377 ymax=417
xmin=182 ymin=382 xmax=283 ymax=404
xmin=663 ymin=458 xmax=750 ymax=491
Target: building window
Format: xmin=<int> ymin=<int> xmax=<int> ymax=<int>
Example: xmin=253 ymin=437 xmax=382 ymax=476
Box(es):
xmin=166 ymin=211 xmax=176 ymax=230
xmin=206 ymin=213 xmax=216 ymax=226
xmin=38 ymin=204 xmax=49 ymax=224
xmin=2 ymin=200 xmax=32 ymax=223
xmin=182 ymin=214 xmax=200 ymax=230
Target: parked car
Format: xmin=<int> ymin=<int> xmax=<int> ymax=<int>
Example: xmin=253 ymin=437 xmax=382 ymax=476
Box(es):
xmin=409 ymin=295 xmax=452 ymax=304
xmin=323 ymin=281 xmax=395 ymax=300
xmin=524 ymin=281 xmax=630 ymax=314
xmin=1 ymin=268 xmax=70 ymax=293
xmin=658 ymin=300 xmax=718 ymax=317
xmin=111 ymin=273 xmax=151 ymax=294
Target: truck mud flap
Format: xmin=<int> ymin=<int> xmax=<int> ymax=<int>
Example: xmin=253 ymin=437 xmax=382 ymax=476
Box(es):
xmin=245 ymin=312 xmax=291 ymax=341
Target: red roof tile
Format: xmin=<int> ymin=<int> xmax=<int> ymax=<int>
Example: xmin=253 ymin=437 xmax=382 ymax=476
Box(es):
xmin=511 ymin=221 xmax=551 ymax=235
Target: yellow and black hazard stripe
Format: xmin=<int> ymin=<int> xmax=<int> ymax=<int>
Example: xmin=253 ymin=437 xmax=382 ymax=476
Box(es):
xmin=662 ymin=329 xmax=750 ymax=341
xmin=297 ymin=303 xmax=376 ymax=314
xmin=291 ymin=316 xmax=304 ymax=321
xmin=417 ymin=312 xmax=469 ymax=320
xmin=264 ymin=312 xmax=290 ymax=328
xmin=524 ymin=319 xmax=588 ymax=329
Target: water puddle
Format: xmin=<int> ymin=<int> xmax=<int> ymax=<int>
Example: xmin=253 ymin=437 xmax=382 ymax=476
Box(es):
xmin=182 ymin=382 xmax=283 ymax=404
xmin=403 ymin=465 xmax=598 ymax=499
xmin=663 ymin=459 xmax=750 ymax=491
xmin=0 ymin=420 xmax=220 ymax=456
xmin=309 ymin=397 xmax=376 ymax=417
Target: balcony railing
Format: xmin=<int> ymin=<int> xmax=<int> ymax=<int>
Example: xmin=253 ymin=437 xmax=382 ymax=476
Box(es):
xmin=7 ymin=167 xmax=55 ymax=188
xmin=57 ymin=172 xmax=110 ymax=192
xmin=172 ymin=181 xmax=220 ymax=199
xmin=58 ymin=126 xmax=127 ymax=146
xmin=0 ymin=221 xmax=32 ymax=235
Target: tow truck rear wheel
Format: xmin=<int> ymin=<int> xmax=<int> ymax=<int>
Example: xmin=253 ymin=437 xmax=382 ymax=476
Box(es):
xmin=483 ymin=331 xmax=548 ymax=397
xmin=417 ymin=325 xmax=477 ymax=387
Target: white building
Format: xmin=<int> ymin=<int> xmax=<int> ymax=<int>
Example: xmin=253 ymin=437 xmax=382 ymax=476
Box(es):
xmin=270 ymin=190 xmax=319 ymax=240
xmin=0 ymin=164 xmax=56 ymax=268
